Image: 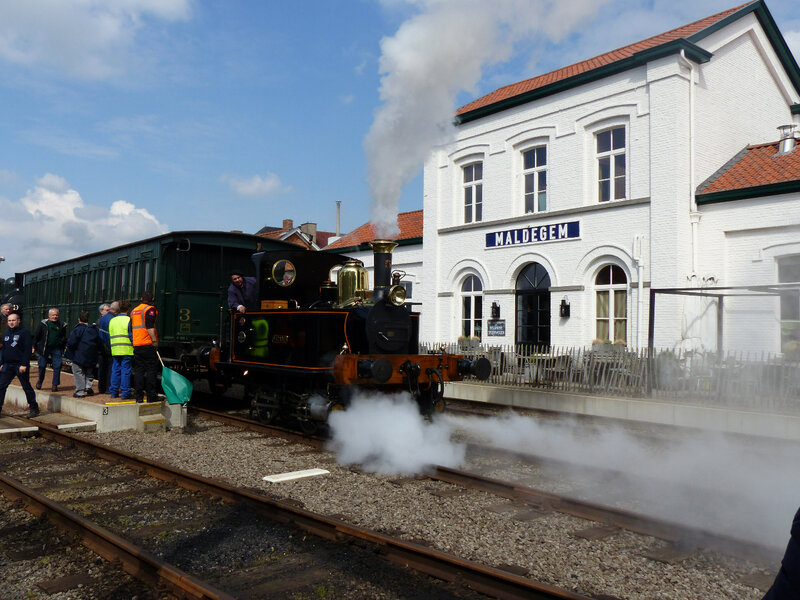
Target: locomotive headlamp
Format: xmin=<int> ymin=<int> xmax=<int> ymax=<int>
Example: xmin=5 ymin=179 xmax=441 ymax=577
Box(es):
xmin=387 ymin=284 xmax=407 ymax=306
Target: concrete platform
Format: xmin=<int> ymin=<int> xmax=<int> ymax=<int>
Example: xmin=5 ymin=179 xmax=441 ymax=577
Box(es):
xmin=447 ymin=382 xmax=800 ymax=441
xmin=0 ymin=367 xmax=187 ymax=433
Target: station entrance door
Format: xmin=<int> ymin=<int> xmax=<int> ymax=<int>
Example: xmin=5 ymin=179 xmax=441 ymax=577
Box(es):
xmin=515 ymin=262 xmax=551 ymax=347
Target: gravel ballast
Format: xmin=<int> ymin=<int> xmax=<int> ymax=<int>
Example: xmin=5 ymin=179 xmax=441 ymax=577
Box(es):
xmin=67 ymin=414 xmax=777 ymax=600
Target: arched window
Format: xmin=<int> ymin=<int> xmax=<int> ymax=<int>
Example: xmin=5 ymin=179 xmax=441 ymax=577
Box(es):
xmin=461 ymin=275 xmax=483 ymax=340
xmin=595 ymin=265 xmax=627 ymax=342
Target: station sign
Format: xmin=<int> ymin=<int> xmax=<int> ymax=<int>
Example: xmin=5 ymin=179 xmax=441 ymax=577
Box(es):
xmin=485 ymin=220 xmax=579 ymax=248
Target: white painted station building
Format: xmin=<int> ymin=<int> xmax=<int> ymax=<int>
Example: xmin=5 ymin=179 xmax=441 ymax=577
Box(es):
xmin=418 ymin=0 xmax=800 ymax=354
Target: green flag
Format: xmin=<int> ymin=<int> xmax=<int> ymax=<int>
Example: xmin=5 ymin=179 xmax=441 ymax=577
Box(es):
xmin=157 ymin=351 xmax=193 ymax=405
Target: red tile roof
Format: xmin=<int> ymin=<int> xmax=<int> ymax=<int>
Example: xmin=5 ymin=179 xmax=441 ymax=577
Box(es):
xmin=697 ymin=141 xmax=800 ymax=195
xmin=457 ymin=3 xmax=753 ymax=117
xmin=325 ymin=210 xmax=423 ymax=250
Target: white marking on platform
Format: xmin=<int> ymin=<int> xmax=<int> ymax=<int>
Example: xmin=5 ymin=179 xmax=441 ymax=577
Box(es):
xmin=0 ymin=426 xmax=38 ymax=433
xmin=263 ymin=468 xmax=330 ymax=483
xmin=57 ymin=422 xmax=97 ymax=430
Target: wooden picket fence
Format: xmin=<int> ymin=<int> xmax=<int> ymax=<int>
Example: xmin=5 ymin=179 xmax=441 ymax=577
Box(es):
xmin=421 ymin=342 xmax=800 ymax=412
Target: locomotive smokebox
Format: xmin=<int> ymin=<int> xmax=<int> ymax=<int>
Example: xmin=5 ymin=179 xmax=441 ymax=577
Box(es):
xmin=369 ymin=239 xmax=398 ymax=304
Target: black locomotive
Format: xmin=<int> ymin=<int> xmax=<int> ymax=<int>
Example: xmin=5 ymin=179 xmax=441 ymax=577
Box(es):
xmin=214 ymin=240 xmax=491 ymax=431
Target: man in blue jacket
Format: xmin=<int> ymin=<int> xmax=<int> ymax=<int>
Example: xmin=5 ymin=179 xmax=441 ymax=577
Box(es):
xmin=65 ymin=311 xmax=103 ymax=398
xmin=0 ymin=313 xmax=40 ymax=417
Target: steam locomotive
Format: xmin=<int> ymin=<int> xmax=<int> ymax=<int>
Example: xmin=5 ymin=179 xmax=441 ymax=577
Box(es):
xmin=213 ymin=240 xmax=491 ymax=431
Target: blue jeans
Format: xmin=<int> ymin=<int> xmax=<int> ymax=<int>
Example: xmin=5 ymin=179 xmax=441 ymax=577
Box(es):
xmin=37 ymin=347 xmax=63 ymax=386
xmin=109 ymin=356 xmax=133 ymax=398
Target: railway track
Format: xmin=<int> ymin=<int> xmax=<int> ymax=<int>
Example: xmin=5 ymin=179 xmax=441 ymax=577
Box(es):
xmin=0 ymin=418 xmax=593 ymax=600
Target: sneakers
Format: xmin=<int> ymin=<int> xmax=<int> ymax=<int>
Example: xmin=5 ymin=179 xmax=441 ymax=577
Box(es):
xmin=73 ymin=393 xmax=85 ymax=398
xmin=52 ymin=385 xmax=58 ymax=392
xmin=35 ymin=381 xmax=42 ymax=390
xmin=85 ymin=389 xmax=94 ymax=397
xmin=28 ymin=407 xmax=40 ymax=418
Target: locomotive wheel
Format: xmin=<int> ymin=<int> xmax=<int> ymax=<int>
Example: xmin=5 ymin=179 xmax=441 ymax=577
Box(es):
xmin=299 ymin=420 xmax=318 ymax=435
xmin=252 ymin=388 xmax=278 ymax=424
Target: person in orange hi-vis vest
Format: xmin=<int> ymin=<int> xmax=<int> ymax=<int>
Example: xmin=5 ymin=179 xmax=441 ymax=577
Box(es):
xmin=130 ymin=290 xmax=160 ymax=403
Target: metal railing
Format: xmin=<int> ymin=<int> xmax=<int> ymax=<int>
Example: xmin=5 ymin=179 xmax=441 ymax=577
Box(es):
xmin=422 ymin=342 xmax=800 ymax=413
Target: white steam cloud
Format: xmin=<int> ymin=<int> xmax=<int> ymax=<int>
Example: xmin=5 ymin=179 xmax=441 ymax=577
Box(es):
xmin=365 ymin=0 xmax=605 ymax=238
xmin=444 ymin=412 xmax=800 ymax=550
xmin=327 ymin=393 xmax=465 ymax=475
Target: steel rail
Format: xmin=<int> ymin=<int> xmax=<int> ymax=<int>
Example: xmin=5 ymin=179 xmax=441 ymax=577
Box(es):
xmin=431 ymin=465 xmax=780 ymax=563
xmin=0 ymin=471 xmax=234 ymax=600
xmin=30 ymin=418 xmax=592 ymax=600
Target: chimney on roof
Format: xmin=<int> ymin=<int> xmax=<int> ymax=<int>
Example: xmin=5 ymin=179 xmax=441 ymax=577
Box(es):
xmin=300 ymin=222 xmax=317 ymax=244
xmin=777 ymin=124 xmax=797 ymax=154
xmin=282 ymin=219 xmax=293 ymax=230
xmin=336 ymin=200 xmax=341 ymax=236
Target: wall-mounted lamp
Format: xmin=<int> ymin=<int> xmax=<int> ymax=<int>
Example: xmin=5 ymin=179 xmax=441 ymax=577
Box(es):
xmin=559 ymin=296 xmax=570 ymax=318
xmin=491 ymin=301 xmax=500 ymax=320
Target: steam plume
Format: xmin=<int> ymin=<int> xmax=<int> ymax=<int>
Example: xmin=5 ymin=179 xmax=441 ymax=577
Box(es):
xmin=365 ymin=0 xmax=604 ymax=237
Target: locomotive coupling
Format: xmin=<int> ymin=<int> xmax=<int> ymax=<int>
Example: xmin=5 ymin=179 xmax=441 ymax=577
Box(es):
xmin=457 ymin=357 xmax=492 ymax=381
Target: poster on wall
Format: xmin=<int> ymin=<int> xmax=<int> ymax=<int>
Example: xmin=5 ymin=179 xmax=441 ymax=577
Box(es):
xmin=487 ymin=319 xmax=505 ymax=336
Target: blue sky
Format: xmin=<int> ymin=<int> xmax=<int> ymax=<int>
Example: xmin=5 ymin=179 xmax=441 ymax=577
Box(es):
xmin=0 ymin=0 xmax=798 ymax=278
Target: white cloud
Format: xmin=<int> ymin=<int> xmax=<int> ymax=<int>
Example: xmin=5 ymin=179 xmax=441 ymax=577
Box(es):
xmin=222 ymin=172 xmax=290 ymax=197
xmin=0 ymin=0 xmax=192 ymax=80
xmin=0 ymin=173 xmax=167 ymax=273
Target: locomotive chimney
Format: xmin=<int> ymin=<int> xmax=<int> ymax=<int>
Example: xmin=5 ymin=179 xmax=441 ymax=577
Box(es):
xmin=369 ymin=239 xmax=397 ymax=303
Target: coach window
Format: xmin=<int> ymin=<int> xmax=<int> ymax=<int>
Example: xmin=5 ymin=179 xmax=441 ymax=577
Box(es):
xmin=778 ymin=255 xmax=800 ymax=349
xmin=595 ymin=265 xmax=627 ymax=343
xmin=522 ymin=146 xmax=547 ymax=213
xmin=461 ymin=275 xmax=483 ymax=340
xmin=463 ymin=162 xmax=483 ymax=224
xmin=596 ymin=126 xmax=626 ymax=203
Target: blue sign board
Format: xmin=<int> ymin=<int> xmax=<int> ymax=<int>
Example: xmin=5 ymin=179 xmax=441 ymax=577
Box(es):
xmin=485 ymin=221 xmax=579 ymax=248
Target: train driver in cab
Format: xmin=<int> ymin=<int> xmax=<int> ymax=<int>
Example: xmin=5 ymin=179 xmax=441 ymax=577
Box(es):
xmin=228 ymin=270 xmax=257 ymax=314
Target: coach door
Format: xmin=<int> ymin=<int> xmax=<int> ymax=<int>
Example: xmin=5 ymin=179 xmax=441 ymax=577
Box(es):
xmin=515 ymin=262 xmax=551 ymax=347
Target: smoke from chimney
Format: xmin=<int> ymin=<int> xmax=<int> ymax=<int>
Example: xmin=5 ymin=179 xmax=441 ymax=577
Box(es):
xmin=364 ymin=0 xmax=604 ymax=239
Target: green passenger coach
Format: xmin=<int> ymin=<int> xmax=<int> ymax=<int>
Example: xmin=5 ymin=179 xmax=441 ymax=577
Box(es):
xmin=19 ymin=231 xmax=293 ymax=375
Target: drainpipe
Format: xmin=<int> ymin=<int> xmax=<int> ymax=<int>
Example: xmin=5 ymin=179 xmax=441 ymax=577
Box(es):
xmin=633 ymin=234 xmax=644 ymax=349
xmin=678 ymin=50 xmax=699 ymax=280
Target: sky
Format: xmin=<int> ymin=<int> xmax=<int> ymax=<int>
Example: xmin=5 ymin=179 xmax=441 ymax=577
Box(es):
xmin=0 ymin=0 xmax=798 ymax=278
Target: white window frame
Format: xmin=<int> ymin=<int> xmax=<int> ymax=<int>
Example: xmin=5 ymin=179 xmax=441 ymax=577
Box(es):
xmin=462 ymin=161 xmax=483 ymax=224
xmin=596 ymin=126 xmax=627 ymax=203
xmin=595 ymin=264 xmax=628 ymax=343
xmin=522 ymin=144 xmax=548 ymax=214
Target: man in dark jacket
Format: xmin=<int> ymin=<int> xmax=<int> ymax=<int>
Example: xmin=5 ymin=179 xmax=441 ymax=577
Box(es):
xmin=96 ymin=302 xmax=116 ymax=394
xmin=763 ymin=507 xmax=800 ymax=599
xmin=33 ymin=307 xmax=67 ymax=392
xmin=65 ymin=311 xmax=103 ymax=398
xmin=0 ymin=313 xmax=40 ymax=417
xmin=228 ymin=271 xmax=257 ymax=313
